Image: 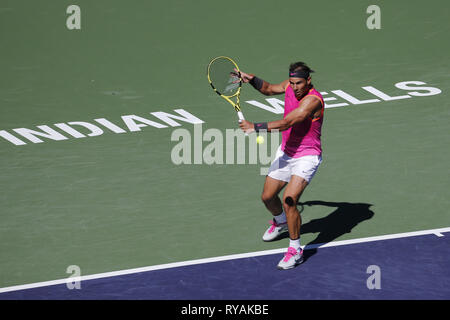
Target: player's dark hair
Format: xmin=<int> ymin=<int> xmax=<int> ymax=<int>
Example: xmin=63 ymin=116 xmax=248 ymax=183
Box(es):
xmin=289 ymin=61 xmax=315 ymax=74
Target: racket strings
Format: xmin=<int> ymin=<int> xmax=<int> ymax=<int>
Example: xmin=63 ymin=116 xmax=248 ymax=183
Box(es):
xmin=209 ymin=58 xmax=241 ymax=96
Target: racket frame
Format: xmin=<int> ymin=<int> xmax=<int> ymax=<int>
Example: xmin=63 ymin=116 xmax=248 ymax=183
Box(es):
xmin=207 ymin=56 xmax=245 ymax=121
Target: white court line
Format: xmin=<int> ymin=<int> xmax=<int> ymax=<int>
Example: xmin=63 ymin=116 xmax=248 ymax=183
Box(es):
xmin=0 ymin=226 xmax=449 ymax=294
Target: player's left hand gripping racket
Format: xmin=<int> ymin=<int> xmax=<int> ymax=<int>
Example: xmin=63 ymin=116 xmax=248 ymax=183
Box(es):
xmin=207 ymin=56 xmax=245 ymax=122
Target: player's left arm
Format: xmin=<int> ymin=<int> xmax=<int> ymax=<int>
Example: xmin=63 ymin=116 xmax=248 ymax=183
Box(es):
xmin=239 ymin=96 xmax=322 ymax=133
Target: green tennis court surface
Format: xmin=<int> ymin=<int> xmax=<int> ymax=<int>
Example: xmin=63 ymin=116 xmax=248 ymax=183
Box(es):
xmin=1 ymin=0 xmax=449 ymax=291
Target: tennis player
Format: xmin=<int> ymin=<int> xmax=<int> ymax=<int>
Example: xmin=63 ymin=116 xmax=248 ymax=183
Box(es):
xmin=238 ymin=62 xmax=324 ymax=270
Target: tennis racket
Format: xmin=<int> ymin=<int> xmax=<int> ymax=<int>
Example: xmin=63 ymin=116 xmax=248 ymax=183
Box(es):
xmin=207 ymin=56 xmax=245 ymax=122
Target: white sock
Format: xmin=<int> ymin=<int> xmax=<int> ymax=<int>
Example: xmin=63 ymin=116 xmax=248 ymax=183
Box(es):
xmin=273 ymin=211 xmax=287 ymax=224
xmin=289 ymin=238 xmax=301 ymax=252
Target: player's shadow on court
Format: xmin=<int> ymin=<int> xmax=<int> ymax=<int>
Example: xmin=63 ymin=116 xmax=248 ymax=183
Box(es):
xmin=295 ymin=200 xmax=375 ymax=262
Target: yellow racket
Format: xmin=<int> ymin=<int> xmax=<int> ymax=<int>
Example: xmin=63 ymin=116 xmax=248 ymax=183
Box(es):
xmin=207 ymin=56 xmax=245 ymax=122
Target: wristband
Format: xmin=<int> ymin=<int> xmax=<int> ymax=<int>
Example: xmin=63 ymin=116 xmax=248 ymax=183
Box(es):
xmin=254 ymin=122 xmax=268 ymax=132
xmin=249 ymin=76 xmax=264 ymax=91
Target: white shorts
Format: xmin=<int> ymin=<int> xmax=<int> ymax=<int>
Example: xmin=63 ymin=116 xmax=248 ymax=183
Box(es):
xmin=267 ymin=146 xmax=322 ymax=183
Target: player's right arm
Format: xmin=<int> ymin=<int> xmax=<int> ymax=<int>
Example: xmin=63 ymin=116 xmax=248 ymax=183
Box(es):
xmin=239 ymin=70 xmax=288 ymax=96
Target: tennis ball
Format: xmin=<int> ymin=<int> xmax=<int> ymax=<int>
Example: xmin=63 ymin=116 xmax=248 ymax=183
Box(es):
xmin=256 ymin=135 xmax=264 ymax=144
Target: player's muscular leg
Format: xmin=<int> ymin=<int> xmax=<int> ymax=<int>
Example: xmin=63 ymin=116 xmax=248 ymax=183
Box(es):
xmin=261 ymin=176 xmax=287 ymax=216
xmin=282 ymin=175 xmax=308 ymax=239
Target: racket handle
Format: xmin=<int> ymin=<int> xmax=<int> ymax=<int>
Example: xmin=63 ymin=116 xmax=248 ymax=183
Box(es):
xmin=237 ymin=111 xmax=248 ymax=136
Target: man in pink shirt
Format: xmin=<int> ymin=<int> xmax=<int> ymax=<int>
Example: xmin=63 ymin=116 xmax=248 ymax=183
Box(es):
xmin=239 ymin=62 xmax=325 ymax=270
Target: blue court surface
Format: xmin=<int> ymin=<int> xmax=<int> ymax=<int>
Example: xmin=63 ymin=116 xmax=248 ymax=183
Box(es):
xmin=1 ymin=229 xmax=449 ymax=300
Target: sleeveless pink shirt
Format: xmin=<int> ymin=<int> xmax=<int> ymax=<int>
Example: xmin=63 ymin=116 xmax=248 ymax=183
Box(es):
xmin=281 ymin=86 xmax=324 ymax=158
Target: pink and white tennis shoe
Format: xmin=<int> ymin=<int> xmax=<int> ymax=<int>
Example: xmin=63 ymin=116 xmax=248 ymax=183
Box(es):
xmin=262 ymin=219 xmax=288 ymax=241
xmin=277 ymin=247 xmax=304 ymax=270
